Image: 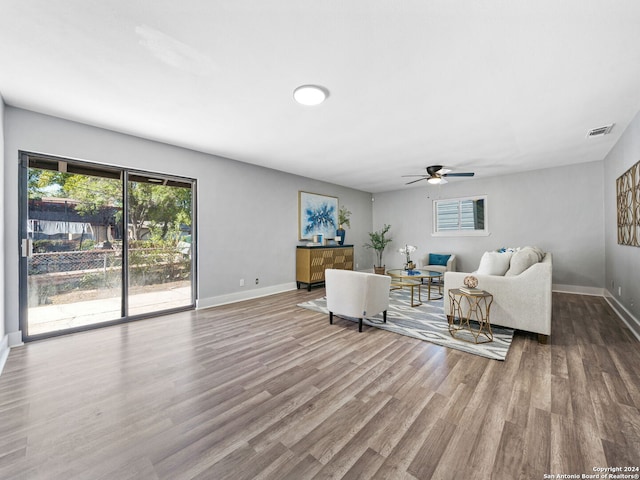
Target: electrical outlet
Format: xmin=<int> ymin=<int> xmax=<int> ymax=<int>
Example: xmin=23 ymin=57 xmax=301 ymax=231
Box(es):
xmin=618 ymin=286 xmax=622 ymax=296
xmin=356 ymin=263 xmax=359 ymax=270
xmin=255 ymin=278 xmax=259 ymax=285
xmin=240 ymin=279 xmax=244 ymax=287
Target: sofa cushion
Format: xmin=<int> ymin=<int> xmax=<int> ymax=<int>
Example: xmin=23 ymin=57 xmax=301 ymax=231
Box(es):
xmin=476 ymin=251 xmax=513 ymax=276
xmin=429 ymin=253 xmax=451 ymax=266
xmin=528 ymin=246 xmax=545 ymax=262
xmin=504 ymin=247 xmax=543 ymax=276
xmin=504 ymin=248 xmax=540 ymax=276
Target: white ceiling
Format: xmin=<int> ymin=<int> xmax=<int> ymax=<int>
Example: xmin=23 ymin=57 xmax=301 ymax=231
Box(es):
xmin=1 ymin=1 xmax=640 ymax=192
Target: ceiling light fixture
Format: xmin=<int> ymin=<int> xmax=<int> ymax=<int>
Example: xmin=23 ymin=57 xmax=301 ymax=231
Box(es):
xmin=293 ymin=85 xmax=329 ymax=106
xmin=428 ymin=177 xmax=443 ymax=185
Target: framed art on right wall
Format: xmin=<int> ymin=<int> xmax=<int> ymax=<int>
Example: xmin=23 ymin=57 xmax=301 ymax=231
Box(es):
xmin=616 ymin=159 xmax=640 ymax=247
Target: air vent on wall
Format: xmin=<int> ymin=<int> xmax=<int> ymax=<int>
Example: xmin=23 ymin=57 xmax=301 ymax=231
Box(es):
xmin=587 ymin=124 xmax=614 ymax=138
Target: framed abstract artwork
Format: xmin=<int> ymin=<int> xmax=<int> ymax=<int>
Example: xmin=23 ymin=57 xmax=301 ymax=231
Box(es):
xmin=616 ymin=159 xmax=640 ymax=247
xmin=298 ymin=191 xmax=339 ymax=241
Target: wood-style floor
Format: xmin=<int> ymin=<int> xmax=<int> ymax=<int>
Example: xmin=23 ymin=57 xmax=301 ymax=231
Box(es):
xmin=0 ymin=290 xmax=639 ymax=480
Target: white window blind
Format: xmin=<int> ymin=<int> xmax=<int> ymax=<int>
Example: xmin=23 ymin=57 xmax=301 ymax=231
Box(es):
xmin=433 ymin=196 xmax=488 ymax=236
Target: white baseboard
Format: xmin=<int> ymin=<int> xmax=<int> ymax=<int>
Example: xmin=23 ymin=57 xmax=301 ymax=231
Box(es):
xmin=197 ymin=282 xmax=298 ymax=309
xmin=604 ymin=291 xmax=640 ymax=342
xmin=0 ymin=330 xmax=25 ymax=377
xmin=0 ymin=335 xmax=10 ymax=376
xmin=552 ymin=285 xmax=640 ymax=341
xmin=552 ymin=284 xmax=606 ymax=296
xmin=8 ymin=330 xmax=23 ymax=347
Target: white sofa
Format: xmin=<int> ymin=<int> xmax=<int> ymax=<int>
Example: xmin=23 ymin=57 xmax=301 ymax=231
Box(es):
xmin=444 ymin=250 xmax=552 ymax=342
xmin=325 ymin=269 xmax=391 ymax=332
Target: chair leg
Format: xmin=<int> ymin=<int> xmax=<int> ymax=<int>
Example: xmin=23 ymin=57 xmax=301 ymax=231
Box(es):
xmin=329 ymin=311 xmax=333 ymax=325
xmin=383 ymin=310 xmax=387 ymax=323
xmin=359 ymin=318 xmax=363 ymax=332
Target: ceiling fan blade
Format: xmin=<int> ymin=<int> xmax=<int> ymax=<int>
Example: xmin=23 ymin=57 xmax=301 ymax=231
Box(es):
xmin=436 ymin=168 xmax=452 ymax=175
xmin=401 ymin=174 xmax=429 ymax=178
xmin=405 ymin=177 xmax=428 ymax=185
xmin=443 ymin=172 xmax=475 ymax=177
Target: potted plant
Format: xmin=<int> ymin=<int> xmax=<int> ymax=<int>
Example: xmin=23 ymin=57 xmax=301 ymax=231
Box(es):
xmin=364 ymin=224 xmax=392 ymax=274
xmin=336 ymin=205 xmax=351 ymax=245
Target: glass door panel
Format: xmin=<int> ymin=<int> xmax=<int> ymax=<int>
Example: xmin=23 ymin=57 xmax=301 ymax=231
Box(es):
xmin=26 ymin=161 xmax=124 ymax=336
xmin=126 ymin=174 xmax=194 ymax=316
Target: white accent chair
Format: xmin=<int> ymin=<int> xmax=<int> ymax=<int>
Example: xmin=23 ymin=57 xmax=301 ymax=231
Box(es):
xmin=325 ymin=269 xmax=391 ymax=332
xmin=420 ymin=253 xmax=457 ymax=274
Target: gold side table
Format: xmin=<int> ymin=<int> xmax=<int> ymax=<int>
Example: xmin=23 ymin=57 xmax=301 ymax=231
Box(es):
xmin=447 ymin=289 xmax=494 ymax=344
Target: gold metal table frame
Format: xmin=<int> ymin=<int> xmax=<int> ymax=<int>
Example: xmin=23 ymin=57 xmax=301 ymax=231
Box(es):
xmin=447 ymin=288 xmax=494 ymax=344
xmin=389 ymin=278 xmax=423 ymax=307
xmin=387 ymin=270 xmax=443 ymax=307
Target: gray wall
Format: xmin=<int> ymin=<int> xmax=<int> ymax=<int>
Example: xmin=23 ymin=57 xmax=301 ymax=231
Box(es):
xmin=604 ymin=110 xmax=640 ymax=324
xmin=3 ymin=107 xmax=373 ymax=342
xmin=372 ymin=160 xmax=605 ymax=289
xmin=0 ymin=97 xmax=5 ymax=350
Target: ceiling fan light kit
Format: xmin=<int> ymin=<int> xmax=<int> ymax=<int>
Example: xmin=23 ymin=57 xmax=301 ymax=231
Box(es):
xmin=403 ymin=165 xmax=475 ymax=186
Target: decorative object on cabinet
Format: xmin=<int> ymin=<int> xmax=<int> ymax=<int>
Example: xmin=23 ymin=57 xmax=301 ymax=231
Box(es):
xmin=336 ymin=205 xmax=351 ymax=245
xmin=296 ymin=245 xmax=354 ymax=291
xmin=298 ymin=191 xmax=338 ymax=241
xmin=364 ymin=224 xmax=392 ymax=275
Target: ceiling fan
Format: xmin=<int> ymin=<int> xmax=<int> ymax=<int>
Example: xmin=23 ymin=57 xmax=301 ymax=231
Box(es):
xmin=403 ymin=165 xmax=475 ymax=185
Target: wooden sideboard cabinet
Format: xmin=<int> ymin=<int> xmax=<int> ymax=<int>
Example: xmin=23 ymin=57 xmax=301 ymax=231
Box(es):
xmin=296 ymin=245 xmax=354 ymax=291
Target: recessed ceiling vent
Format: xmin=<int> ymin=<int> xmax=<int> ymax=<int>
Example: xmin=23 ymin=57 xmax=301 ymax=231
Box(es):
xmin=587 ymin=124 xmax=614 ymax=138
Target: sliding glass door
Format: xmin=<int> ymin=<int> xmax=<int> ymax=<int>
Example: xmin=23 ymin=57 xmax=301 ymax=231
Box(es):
xmin=126 ymin=173 xmax=194 ymax=316
xmin=19 ymin=153 xmax=196 ymax=340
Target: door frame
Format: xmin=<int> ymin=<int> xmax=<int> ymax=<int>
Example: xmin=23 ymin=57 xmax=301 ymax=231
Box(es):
xmin=19 ymin=151 xmax=198 ymax=342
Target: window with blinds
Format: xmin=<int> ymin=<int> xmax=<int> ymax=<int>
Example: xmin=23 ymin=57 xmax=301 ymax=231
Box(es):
xmin=433 ymin=196 xmax=489 ymax=236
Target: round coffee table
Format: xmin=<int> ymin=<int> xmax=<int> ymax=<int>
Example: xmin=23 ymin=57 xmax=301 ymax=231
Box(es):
xmin=387 ymin=269 xmax=444 ymax=306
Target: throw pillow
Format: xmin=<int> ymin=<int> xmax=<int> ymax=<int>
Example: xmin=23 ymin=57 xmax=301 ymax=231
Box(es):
xmin=476 ymin=251 xmax=513 ymax=276
xmin=527 ymin=246 xmax=545 ymax=262
xmin=505 ymin=247 xmax=544 ymax=276
xmin=429 ymin=253 xmax=451 ymax=266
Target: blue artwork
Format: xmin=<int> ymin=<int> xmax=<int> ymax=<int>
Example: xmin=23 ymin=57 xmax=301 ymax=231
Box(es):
xmin=299 ymin=192 xmax=339 ymax=240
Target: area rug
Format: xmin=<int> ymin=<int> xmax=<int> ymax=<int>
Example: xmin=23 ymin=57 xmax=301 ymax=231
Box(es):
xmin=297 ymin=288 xmax=514 ymax=361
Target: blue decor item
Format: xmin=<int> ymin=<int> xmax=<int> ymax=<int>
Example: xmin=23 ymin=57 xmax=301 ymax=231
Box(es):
xmin=336 ymin=228 xmax=345 ymax=245
xmin=429 ymin=253 xmax=451 ymax=266
xmin=407 ymin=269 xmax=420 ymax=275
